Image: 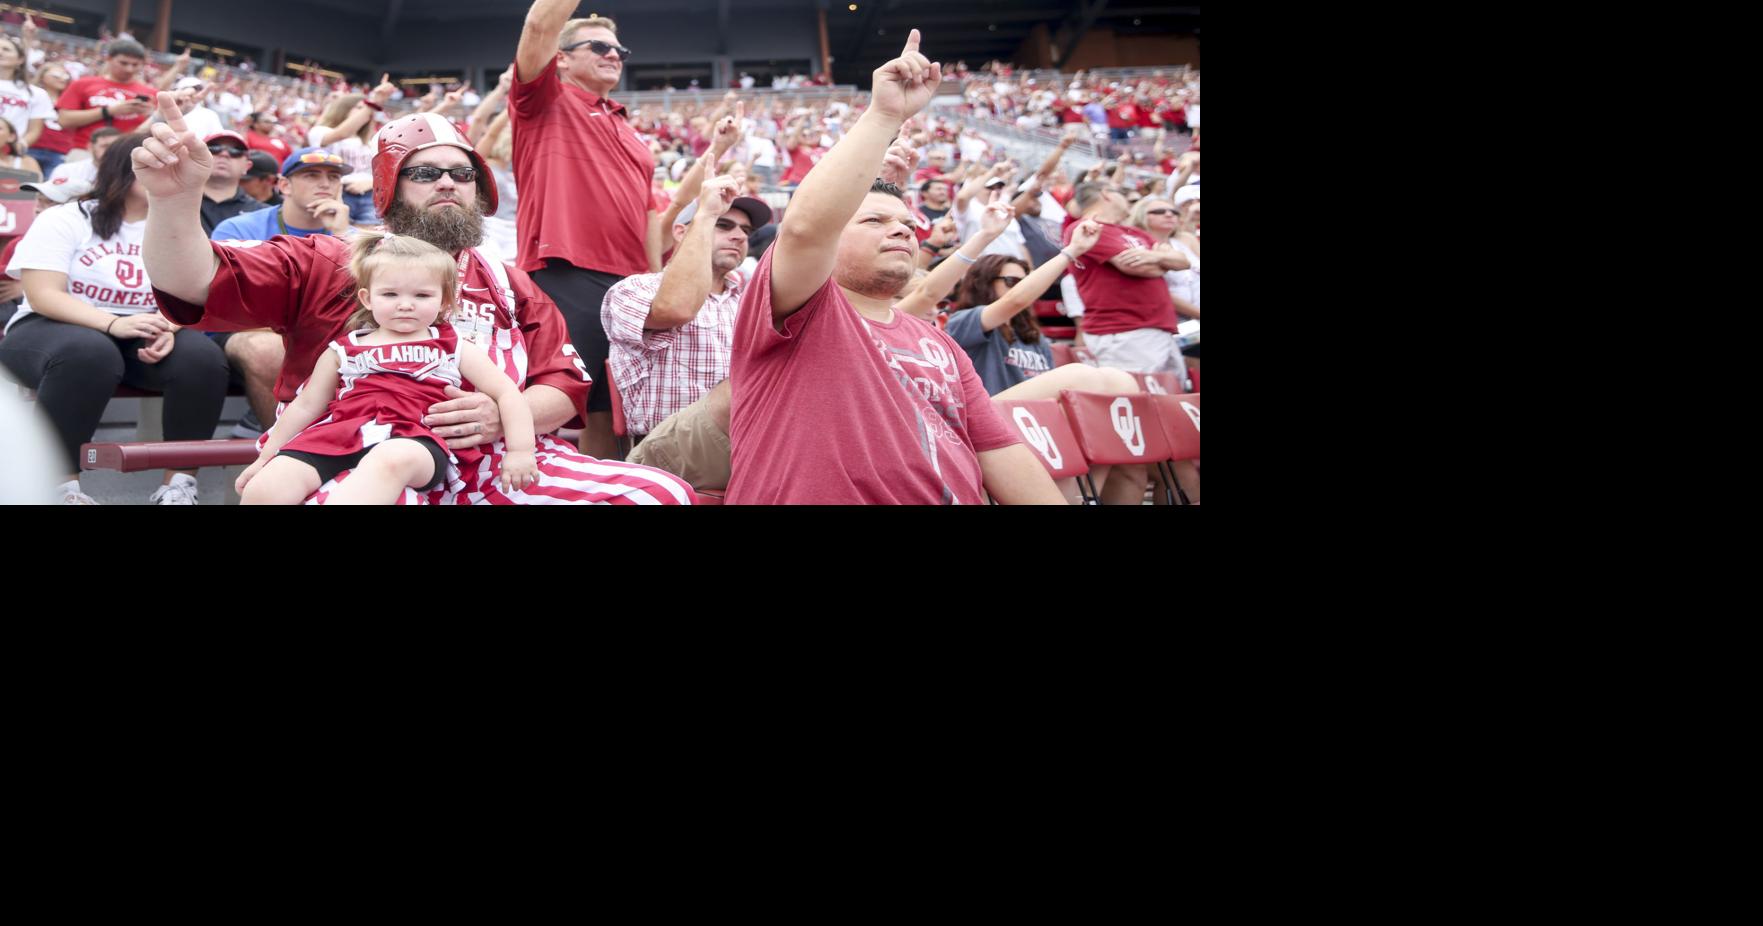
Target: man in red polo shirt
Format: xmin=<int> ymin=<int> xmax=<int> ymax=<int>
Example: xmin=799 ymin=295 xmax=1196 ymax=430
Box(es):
xmin=1062 ymin=181 xmax=1191 ymax=378
xmin=54 ymin=38 xmax=155 ymax=153
xmin=511 ymin=1 xmax=654 ymax=458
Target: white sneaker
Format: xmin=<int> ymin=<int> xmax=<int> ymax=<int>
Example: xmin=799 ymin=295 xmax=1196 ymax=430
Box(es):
xmin=149 ymin=473 xmax=199 ymax=505
xmin=58 ymin=480 xmax=99 ymax=505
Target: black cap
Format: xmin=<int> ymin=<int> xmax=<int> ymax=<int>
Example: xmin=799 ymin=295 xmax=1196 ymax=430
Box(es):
xmin=245 ymin=150 xmax=280 ymax=179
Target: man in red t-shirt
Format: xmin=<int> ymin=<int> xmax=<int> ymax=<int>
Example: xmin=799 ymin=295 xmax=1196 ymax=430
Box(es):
xmin=242 ymin=111 xmax=293 ymax=163
xmin=727 ymin=29 xmax=1062 ymax=505
xmin=1061 ymin=182 xmax=1191 ymax=377
xmin=510 ymin=1 xmax=655 ymax=458
xmin=54 ymin=38 xmax=156 ymax=152
xmin=131 ymin=95 xmax=690 ymax=505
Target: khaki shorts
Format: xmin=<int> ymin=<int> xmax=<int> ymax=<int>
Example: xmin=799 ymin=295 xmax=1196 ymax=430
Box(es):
xmin=1087 ymin=328 xmax=1192 ymax=390
xmin=625 ymin=394 xmax=731 ymax=490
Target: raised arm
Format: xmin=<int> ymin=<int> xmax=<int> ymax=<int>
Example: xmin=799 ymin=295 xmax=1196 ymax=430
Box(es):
xmin=649 ymin=175 xmax=739 ymax=328
xmin=133 ymin=92 xmax=220 ymax=305
xmin=896 ymin=189 xmax=1009 ymax=318
xmin=770 ymin=29 xmax=941 ymax=321
xmin=315 ymin=74 xmax=393 ymax=146
xmin=978 ymin=218 xmax=1100 ymax=331
xmin=467 ymin=66 xmax=513 ymax=147
xmin=516 ymin=0 xmax=580 ymax=83
xmin=1035 ymin=128 xmax=1079 ymax=180
xmin=152 ymin=49 xmax=192 ymax=91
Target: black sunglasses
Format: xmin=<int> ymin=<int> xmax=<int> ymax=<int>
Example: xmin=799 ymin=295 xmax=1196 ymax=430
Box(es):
xmin=207 ymin=144 xmax=248 ymax=157
xmin=995 ymin=275 xmax=1026 ymax=287
xmin=562 ymin=38 xmax=632 ymax=61
xmin=399 ymin=165 xmax=478 ymax=183
xmin=1145 ymin=208 xmax=1178 ymax=216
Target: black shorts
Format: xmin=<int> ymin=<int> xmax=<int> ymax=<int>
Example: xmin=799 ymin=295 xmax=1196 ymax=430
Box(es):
xmin=529 ymin=259 xmax=623 ymax=413
xmin=279 ymin=436 xmax=450 ymax=492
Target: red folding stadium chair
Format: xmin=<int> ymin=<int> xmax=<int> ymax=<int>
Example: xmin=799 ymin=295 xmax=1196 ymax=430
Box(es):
xmin=1057 ymin=389 xmax=1176 ymax=504
xmin=1131 ymin=372 xmax=1183 ymax=395
xmin=1035 ymin=300 xmax=1075 ymax=340
xmin=995 ymin=397 xmax=1095 ymax=503
xmin=1050 ymin=342 xmax=1077 ymax=367
xmin=1147 ymin=393 xmax=1200 ymax=505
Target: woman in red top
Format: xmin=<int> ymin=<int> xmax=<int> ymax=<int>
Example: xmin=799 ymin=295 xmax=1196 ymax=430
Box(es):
xmin=27 ymin=62 xmax=74 ymax=178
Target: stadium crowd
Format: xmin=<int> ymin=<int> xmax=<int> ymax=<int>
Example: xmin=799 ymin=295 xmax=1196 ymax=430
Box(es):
xmin=0 ymin=3 xmax=1198 ymax=505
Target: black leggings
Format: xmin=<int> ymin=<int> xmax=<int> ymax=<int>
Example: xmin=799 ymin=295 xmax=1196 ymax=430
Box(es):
xmin=0 ymin=313 xmax=230 ymax=473
xmin=529 ymin=260 xmax=622 ymax=413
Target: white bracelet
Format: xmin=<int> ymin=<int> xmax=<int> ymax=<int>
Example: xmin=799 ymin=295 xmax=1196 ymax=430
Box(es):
xmin=954 ymin=251 xmax=977 ymax=264
xmin=1061 ymin=249 xmax=1085 ymax=269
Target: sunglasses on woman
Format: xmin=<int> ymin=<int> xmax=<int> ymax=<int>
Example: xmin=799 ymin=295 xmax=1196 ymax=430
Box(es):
xmin=1145 ymin=208 xmax=1178 ymax=216
xmin=562 ymin=38 xmax=632 ymax=61
xmin=995 ymin=275 xmax=1026 ymax=287
xmin=399 ymin=165 xmax=479 ymax=183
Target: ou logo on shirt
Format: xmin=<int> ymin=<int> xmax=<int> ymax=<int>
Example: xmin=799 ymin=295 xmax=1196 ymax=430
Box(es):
xmin=1110 ymin=397 xmax=1146 ymax=456
xmin=114 ymin=259 xmax=145 ymax=290
xmin=1011 ymin=407 xmax=1063 ymax=469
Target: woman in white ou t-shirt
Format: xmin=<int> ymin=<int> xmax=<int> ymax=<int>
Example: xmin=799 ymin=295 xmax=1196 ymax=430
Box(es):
xmin=0 ymin=36 xmax=53 ymax=166
xmin=0 ymin=134 xmax=230 ymax=505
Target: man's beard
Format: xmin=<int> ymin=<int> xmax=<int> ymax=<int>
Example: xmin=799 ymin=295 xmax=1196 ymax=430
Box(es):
xmin=837 ymin=255 xmax=914 ymax=300
xmin=384 ymin=196 xmax=484 ymax=254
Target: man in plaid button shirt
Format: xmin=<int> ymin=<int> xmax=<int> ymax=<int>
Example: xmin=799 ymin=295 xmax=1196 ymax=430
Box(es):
xmin=602 ymin=174 xmax=772 ymax=489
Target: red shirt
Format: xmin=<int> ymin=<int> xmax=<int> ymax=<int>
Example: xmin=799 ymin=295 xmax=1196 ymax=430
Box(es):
xmin=508 ymin=58 xmax=654 ymax=276
xmin=1062 ymin=222 xmax=1178 ymax=336
xmin=728 ymin=248 xmax=1019 ymax=505
xmin=781 ymin=143 xmax=826 ymax=186
xmin=1110 ymin=104 xmax=1137 ymax=128
xmin=33 ymin=120 xmax=77 ymax=154
xmin=151 ymin=235 xmax=591 ymax=426
xmin=55 ymin=76 xmax=157 ymax=148
xmin=246 ymin=131 xmax=293 ymax=163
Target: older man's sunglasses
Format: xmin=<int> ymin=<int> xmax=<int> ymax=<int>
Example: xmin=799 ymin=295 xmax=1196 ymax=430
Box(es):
xmin=562 ymin=38 xmax=632 ymax=61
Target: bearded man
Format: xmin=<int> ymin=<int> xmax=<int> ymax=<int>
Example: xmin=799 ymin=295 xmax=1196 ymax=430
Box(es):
xmin=133 ymin=94 xmax=691 ymax=504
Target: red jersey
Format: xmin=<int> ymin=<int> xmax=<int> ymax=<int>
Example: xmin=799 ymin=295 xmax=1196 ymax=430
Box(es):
xmin=280 ymin=323 xmax=463 ymax=460
xmin=507 ymin=58 xmax=654 ymax=276
xmin=150 ymin=235 xmax=592 ymax=427
xmin=55 ymin=76 xmax=157 ymax=148
xmin=1062 ymin=222 xmax=1178 ymax=336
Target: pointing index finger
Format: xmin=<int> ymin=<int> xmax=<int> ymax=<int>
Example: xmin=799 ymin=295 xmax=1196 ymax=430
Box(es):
xmin=156 ymin=90 xmax=189 ymax=133
xmin=903 ymin=28 xmax=921 ymax=55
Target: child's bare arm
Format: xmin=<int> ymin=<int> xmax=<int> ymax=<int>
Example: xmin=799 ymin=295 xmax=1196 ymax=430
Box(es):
xmin=258 ymin=350 xmax=340 ymax=456
xmin=457 ymin=341 xmax=534 ymax=452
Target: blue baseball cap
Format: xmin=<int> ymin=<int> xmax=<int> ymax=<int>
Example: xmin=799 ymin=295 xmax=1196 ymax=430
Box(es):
xmin=279 ymin=147 xmax=347 ymax=178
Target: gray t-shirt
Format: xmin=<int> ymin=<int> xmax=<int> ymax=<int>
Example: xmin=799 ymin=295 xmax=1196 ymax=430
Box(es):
xmin=945 ymin=306 xmax=1054 ymax=396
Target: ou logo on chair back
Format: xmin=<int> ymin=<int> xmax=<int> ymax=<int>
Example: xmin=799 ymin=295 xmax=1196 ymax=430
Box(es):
xmin=1110 ymin=397 xmax=1146 ymax=456
xmin=1011 ymin=406 xmax=1063 ymax=469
